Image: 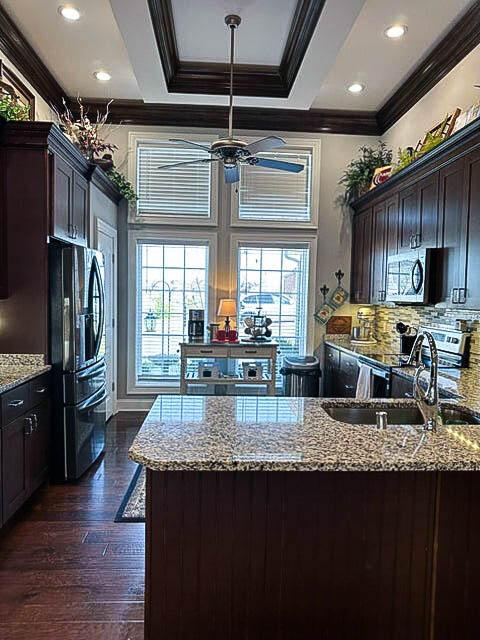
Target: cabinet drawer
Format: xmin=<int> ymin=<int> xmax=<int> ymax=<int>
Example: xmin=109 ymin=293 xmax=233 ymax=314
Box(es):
xmin=234 ymin=346 xmax=273 ymax=358
xmin=185 ymin=346 xmax=229 ymax=357
xmin=1 ymin=382 xmax=30 ymax=425
xmin=30 ymin=373 xmax=51 ymax=407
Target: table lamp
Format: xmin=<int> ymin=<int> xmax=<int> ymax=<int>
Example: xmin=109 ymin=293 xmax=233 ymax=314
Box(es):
xmin=217 ymin=298 xmax=237 ymax=336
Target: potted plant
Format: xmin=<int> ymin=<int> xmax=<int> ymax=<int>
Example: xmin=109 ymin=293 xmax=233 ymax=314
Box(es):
xmin=336 ymin=142 xmax=392 ymax=207
xmin=0 ymin=82 xmax=31 ymax=121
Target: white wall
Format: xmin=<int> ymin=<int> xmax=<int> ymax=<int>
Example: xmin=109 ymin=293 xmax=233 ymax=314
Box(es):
xmin=0 ymin=51 xmax=54 ymax=121
xmin=383 ymin=43 xmax=480 ymax=151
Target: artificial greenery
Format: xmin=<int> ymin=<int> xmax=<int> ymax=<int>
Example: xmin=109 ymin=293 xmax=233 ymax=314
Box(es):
xmin=391 ymin=147 xmax=415 ymax=175
xmin=0 ymin=93 xmax=30 ymax=121
xmin=106 ymin=168 xmax=137 ymax=202
xmin=417 ymin=131 xmax=444 ymax=156
xmin=336 ymin=141 xmax=392 ymax=207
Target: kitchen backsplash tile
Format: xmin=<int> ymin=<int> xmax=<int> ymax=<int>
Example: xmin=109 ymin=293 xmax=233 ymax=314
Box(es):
xmin=375 ymin=306 xmax=480 ymax=365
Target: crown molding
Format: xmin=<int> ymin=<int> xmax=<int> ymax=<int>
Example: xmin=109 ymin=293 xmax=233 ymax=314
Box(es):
xmin=0 ymin=4 xmax=64 ymax=112
xmin=377 ymin=1 xmax=480 ymax=133
xmin=73 ymin=98 xmax=380 ymax=135
xmin=147 ymin=0 xmax=325 ymax=98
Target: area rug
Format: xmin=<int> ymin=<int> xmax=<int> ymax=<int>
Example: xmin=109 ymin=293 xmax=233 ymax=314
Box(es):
xmin=115 ymin=465 xmax=146 ymax=523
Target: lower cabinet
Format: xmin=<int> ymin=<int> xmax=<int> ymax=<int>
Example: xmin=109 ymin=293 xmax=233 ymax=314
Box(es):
xmin=391 ymin=372 xmax=414 ymax=399
xmin=1 ymin=375 xmax=51 ymax=526
xmin=324 ymin=345 xmax=359 ymax=398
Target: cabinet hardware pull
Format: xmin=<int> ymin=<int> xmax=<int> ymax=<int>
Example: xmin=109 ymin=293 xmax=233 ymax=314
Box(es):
xmin=404 ymin=392 xmax=413 ymax=398
xmin=244 ymin=350 xmax=258 ymax=354
xmin=345 ymin=384 xmax=355 ymax=390
xmin=199 ymin=349 xmax=213 ymax=354
xmin=8 ymin=399 xmax=24 ymax=407
xmin=24 ymin=416 xmax=33 ymax=436
xmin=35 ymin=387 xmax=47 ymax=394
xmin=32 ymin=413 xmax=38 ymax=431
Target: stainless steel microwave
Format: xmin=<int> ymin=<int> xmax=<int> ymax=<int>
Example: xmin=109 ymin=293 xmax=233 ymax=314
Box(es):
xmin=386 ymin=249 xmax=432 ymax=303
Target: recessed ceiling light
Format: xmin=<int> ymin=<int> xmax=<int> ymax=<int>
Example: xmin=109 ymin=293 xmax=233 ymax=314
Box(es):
xmin=94 ymin=70 xmax=111 ymax=82
xmin=385 ymin=24 xmax=407 ymax=39
xmin=348 ymin=82 xmax=365 ymax=94
xmin=58 ymin=5 xmax=81 ymax=21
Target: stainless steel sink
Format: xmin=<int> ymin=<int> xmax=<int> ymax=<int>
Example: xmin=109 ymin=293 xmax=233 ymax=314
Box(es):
xmin=324 ymin=405 xmax=480 ymax=425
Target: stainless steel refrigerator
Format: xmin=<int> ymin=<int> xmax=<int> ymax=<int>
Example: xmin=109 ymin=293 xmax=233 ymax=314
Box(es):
xmin=49 ymin=242 xmax=107 ymax=481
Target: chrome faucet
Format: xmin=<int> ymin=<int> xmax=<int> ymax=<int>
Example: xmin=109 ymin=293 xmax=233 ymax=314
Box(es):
xmin=407 ymin=331 xmax=442 ymax=432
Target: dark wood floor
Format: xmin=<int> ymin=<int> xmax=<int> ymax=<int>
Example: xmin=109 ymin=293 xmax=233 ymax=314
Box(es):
xmin=0 ymin=411 xmax=147 ymax=640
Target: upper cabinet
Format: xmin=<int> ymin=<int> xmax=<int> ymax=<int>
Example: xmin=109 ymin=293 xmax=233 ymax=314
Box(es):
xmin=350 ymin=119 xmax=480 ymax=308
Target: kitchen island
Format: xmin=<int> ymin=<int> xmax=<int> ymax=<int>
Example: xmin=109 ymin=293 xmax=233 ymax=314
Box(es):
xmin=130 ymin=394 xmax=480 ymax=640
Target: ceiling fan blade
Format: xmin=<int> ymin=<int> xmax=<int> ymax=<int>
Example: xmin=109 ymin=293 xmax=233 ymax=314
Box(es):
xmin=244 ymin=136 xmax=285 ymax=155
xmin=158 ymin=158 xmax=218 ymax=170
xmin=168 ymin=138 xmax=213 ymax=153
xmin=224 ymin=164 xmax=240 ymax=184
xmin=252 ymin=158 xmax=304 ymax=173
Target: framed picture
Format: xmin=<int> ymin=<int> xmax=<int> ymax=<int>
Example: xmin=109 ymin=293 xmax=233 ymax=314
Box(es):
xmin=0 ymin=59 xmax=35 ymax=120
xmin=369 ymin=165 xmax=393 ymax=190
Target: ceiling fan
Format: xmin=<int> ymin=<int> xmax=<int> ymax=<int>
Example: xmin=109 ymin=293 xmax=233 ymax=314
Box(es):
xmin=157 ymin=14 xmax=304 ymax=184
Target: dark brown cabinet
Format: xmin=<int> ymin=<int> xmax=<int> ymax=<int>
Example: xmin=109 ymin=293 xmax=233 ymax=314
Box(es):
xmin=438 ymin=156 xmax=467 ymax=305
xmin=391 ymin=372 xmax=413 ymax=399
xmin=351 ymin=207 xmax=373 ymax=304
xmin=1 ymin=373 xmax=51 ymax=526
xmin=52 ymin=154 xmax=88 ymax=246
xmin=398 ymin=184 xmax=419 ymax=250
xmin=323 ymin=345 xmax=359 ymax=398
xmin=350 ymin=119 xmax=480 ymax=307
xmin=371 ymin=201 xmax=388 ymax=303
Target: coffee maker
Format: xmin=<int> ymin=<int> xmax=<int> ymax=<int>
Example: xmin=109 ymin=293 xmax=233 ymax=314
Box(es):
xmin=188 ymin=309 xmax=205 ymax=342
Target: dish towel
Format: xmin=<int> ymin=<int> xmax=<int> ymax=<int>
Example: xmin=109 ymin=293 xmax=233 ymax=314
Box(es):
xmin=356 ymin=364 xmax=372 ymax=400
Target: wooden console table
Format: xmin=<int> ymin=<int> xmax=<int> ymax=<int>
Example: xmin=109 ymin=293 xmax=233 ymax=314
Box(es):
xmin=179 ymin=341 xmax=279 ymax=395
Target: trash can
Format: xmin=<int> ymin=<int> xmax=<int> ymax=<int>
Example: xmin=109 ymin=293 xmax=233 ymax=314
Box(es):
xmin=280 ymin=355 xmax=321 ymax=397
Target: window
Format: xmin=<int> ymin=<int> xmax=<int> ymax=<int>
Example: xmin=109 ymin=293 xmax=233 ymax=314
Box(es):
xmin=131 ymin=134 xmax=218 ymax=224
xmin=231 ymin=141 xmax=320 ymax=227
xmin=236 ymin=243 xmax=312 ymax=381
xmin=134 ymin=239 xmax=210 ymax=385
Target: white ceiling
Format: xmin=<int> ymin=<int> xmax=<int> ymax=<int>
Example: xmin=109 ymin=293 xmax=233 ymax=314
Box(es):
xmin=172 ymin=0 xmax=298 ymax=65
xmin=312 ymin=0 xmax=474 ymax=110
xmin=0 ymin=0 xmax=476 ymax=111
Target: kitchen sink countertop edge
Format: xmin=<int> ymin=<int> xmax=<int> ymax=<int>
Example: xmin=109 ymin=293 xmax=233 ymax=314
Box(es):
xmin=129 ymin=394 xmax=480 ymax=473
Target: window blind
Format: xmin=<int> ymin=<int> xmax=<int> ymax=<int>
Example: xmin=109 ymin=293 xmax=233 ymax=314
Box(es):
xmin=238 ymin=150 xmax=312 ymax=222
xmin=137 ymin=143 xmax=212 ymax=217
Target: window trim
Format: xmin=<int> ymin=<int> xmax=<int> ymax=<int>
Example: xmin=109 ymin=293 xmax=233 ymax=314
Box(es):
xmin=127 ymin=228 xmax=218 ymax=394
xmin=230 ymin=137 xmax=320 ymax=230
xmin=128 ymin=131 xmax=219 ymax=226
xmin=229 ymin=233 xmax=317 ymax=356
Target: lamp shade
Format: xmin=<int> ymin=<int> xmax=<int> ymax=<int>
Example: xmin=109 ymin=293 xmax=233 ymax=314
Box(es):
xmin=217 ymin=298 xmax=237 ymax=317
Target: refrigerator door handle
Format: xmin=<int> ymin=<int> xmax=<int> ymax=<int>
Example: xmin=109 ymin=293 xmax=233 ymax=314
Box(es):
xmin=87 ymin=254 xmax=105 ymax=361
xmin=76 ymin=387 xmax=107 ymax=413
xmin=77 ymin=361 xmax=106 ymax=381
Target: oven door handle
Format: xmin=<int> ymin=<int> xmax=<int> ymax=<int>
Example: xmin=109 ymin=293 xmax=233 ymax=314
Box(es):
xmin=358 ymin=358 xmax=390 ymax=380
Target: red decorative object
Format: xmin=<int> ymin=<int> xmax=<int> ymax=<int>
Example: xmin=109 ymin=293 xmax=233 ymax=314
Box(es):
xmin=216 ymin=329 xmax=226 ymax=341
xmin=228 ymin=330 xmax=238 ymax=342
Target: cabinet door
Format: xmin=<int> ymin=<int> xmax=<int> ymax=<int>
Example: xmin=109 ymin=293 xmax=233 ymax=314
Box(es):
xmin=386 ymin=194 xmax=399 ymax=256
xmin=418 ymin=173 xmax=439 ymax=248
xmin=351 ymin=208 xmax=373 ymax=303
xmin=338 ymin=352 xmax=358 ymax=398
xmin=398 ymin=184 xmax=419 ymax=250
xmin=52 ymin=154 xmax=74 ymax=242
xmin=463 ymin=149 xmax=480 ymax=308
xmin=72 ymin=172 xmax=88 ymax=246
xmin=28 ymin=401 xmax=50 ymax=493
xmin=2 ymin=413 xmax=29 ymax=522
xmin=324 ymin=346 xmax=340 ymax=397
xmin=371 ymin=201 xmax=387 ymax=303
xmin=391 ymin=373 xmax=413 ymax=399
xmin=439 ymin=158 xmax=467 ymax=305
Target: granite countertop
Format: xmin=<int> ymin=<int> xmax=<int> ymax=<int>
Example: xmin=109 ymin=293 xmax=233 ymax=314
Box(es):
xmin=129 ymin=394 xmax=480 ymax=473
xmin=0 ymin=354 xmax=51 ymax=394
